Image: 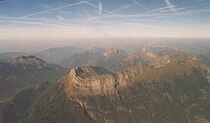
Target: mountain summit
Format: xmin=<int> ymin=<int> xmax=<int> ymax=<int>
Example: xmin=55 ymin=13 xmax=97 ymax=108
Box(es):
xmin=103 ymin=48 xmax=128 ymax=58
xmin=1 ymin=54 xmax=210 ymax=123
xmin=10 ymin=55 xmax=47 ymax=67
xmin=62 ymin=48 xmax=128 ymax=71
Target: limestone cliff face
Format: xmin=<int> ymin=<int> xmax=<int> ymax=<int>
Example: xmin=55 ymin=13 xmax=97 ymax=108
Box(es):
xmin=61 ymin=66 xmax=114 ymax=96
xmin=1 ymin=55 xmax=210 ymax=123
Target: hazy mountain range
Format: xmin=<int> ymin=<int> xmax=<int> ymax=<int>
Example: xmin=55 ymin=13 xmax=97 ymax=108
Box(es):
xmin=1 ymin=0 xmax=210 ymax=121
xmin=0 ymin=40 xmax=210 ymax=123
xmin=0 ymin=55 xmax=67 ymax=110
xmin=0 ymin=46 xmax=83 ymax=65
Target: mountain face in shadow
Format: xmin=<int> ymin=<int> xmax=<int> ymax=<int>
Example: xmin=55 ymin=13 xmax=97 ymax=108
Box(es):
xmin=0 ymin=46 xmax=83 ymax=65
xmin=34 ymin=46 xmax=83 ymax=64
xmin=1 ymin=54 xmax=210 ymax=123
xmin=0 ymin=55 xmax=68 ymax=107
xmin=62 ymin=47 xmax=128 ymax=71
xmin=0 ymin=52 xmax=28 ymax=62
xmin=62 ymin=47 xmax=191 ymax=72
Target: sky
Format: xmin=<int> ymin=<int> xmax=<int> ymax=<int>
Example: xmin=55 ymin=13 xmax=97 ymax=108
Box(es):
xmin=0 ymin=0 xmax=210 ymax=40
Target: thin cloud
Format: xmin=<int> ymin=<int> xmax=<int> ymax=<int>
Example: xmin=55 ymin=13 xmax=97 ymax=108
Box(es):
xmin=99 ymin=1 xmax=103 ymax=16
xmin=164 ymin=0 xmax=178 ymax=13
xmin=57 ymin=15 xmax=65 ymax=21
xmin=113 ymin=3 xmax=136 ymax=12
xmin=177 ymin=9 xmax=210 ymax=15
xmin=0 ymin=16 xmax=83 ymax=28
xmin=20 ymin=0 xmax=92 ymax=18
xmin=132 ymin=0 xmax=150 ymax=10
xmin=86 ymin=2 xmax=117 ymax=16
xmin=0 ymin=19 xmax=64 ymax=27
xmin=1 ymin=0 xmax=210 ymax=39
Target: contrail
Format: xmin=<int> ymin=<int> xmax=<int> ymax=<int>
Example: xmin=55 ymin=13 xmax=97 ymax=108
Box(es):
xmin=99 ymin=1 xmax=103 ymax=16
xmin=86 ymin=2 xmax=120 ymax=17
xmin=0 ymin=16 xmax=83 ymax=27
xmin=164 ymin=0 xmax=177 ymax=13
xmin=86 ymin=2 xmax=151 ymax=26
xmin=132 ymin=0 xmax=150 ymax=10
xmin=20 ymin=0 xmax=92 ymax=18
xmin=113 ymin=3 xmax=135 ymax=12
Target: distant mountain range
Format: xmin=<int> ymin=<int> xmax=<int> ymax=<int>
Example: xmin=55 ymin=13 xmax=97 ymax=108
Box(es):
xmin=62 ymin=47 xmax=200 ymax=72
xmin=34 ymin=46 xmax=83 ymax=64
xmin=0 ymin=55 xmax=68 ymax=110
xmin=1 ymin=52 xmax=209 ymax=123
xmin=0 ymin=46 xmax=83 ymax=64
xmin=0 ymin=52 xmax=28 ymax=62
xmin=62 ymin=47 xmax=128 ymax=71
xmin=0 ymin=44 xmax=210 ymax=123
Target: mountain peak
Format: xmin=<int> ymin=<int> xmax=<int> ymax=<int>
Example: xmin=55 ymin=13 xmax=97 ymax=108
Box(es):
xmin=63 ymin=66 xmax=113 ymax=96
xmin=103 ymin=48 xmax=127 ymax=58
xmin=141 ymin=47 xmax=157 ymax=58
xmin=88 ymin=47 xmax=105 ymax=53
xmin=69 ymin=65 xmax=113 ymax=79
xmin=142 ymin=47 xmax=149 ymax=52
xmin=10 ymin=55 xmax=47 ymax=66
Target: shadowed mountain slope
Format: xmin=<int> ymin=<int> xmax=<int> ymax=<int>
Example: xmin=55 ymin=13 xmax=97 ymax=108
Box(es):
xmin=0 ymin=55 xmax=68 ymax=106
xmin=34 ymin=46 xmax=82 ymax=64
xmin=62 ymin=47 xmax=128 ymax=71
xmin=1 ymin=54 xmax=210 ymax=123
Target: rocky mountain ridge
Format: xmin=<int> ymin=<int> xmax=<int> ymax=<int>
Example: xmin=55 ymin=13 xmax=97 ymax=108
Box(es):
xmin=1 ymin=53 xmax=210 ymax=123
xmin=62 ymin=47 xmax=128 ymax=71
xmin=0 ymin=55 xmax=68 ymax=106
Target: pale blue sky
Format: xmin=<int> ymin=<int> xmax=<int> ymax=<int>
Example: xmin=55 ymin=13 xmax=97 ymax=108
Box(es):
xmin=0 ymin=0 xmax=210 ymax=39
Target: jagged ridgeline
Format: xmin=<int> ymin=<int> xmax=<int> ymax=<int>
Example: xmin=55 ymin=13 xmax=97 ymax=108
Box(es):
xmin=61 ymin=47 xmax=188 ymax=72
xmin=1 ymin=54 xmax=210 ymax=123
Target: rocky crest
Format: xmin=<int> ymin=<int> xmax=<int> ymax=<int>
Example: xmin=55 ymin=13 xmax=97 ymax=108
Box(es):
xmin=62 ymin=48 xmax=128 ymax=71
xmin=88 ymin=47 xmax=105 ymax=53
xmin=61 ymin=66 xmax=113 ymax=96
xmin=1 ymin=54 xmax=210 ymax=123
xmin=10 ymin=55 xmax=47 ymax=67
xmin=103 ymin=48 xmax=128 ymax=58
xmin=142 ymin=47 xmax=157 ymax=58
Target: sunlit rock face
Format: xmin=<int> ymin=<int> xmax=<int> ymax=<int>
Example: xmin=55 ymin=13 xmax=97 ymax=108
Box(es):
xmin=63 ymin=66 xmax=114 ymax=96
xmin=1 ymin=54 xmax=210 ymax=123
xmin=103 ymin=48 xmax=128 ymax=58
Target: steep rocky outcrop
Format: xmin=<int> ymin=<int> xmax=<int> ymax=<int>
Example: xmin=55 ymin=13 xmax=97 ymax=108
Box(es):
xmin=1 ymin=54 xmax=210 ymax=123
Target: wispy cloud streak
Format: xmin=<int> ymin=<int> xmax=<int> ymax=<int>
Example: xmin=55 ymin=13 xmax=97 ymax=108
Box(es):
xmin=99 ymin=1 xmax=103 ymax=16
xmin=20 ymin=0 xmax=92 ymax=18
xmin=113 ymin=3 xmax=135 ymax=12
xmin=132 ymin=0 xmax=149 ymax=10
xmin=0 ymin=16 xmax=83 ymax=28
xmin=164 ymin=0 xmax=178 ymax=13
